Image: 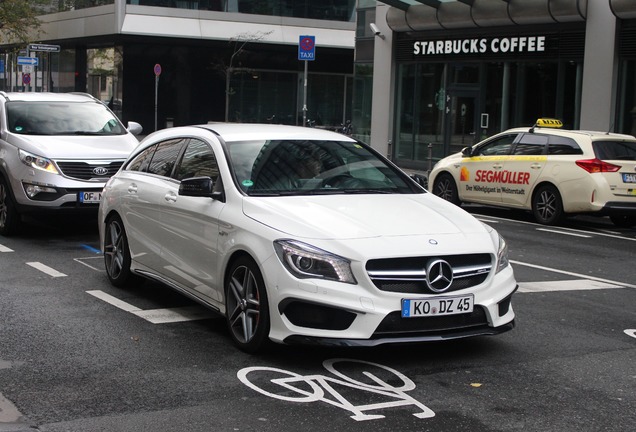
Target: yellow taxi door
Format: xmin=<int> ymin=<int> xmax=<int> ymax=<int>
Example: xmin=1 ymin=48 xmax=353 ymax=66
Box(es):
xmin=459 ymin=133 xmax=520 ymax=205
xmin=500 ymin=133 xmax=549 ymax=207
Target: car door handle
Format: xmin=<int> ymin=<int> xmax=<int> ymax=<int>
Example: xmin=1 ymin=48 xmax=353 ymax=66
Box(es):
xmin=127 ymin=184 xmax=138 ymax=194
xmin=492 ymin=163 xmax=503 ymax=169
xmin=530 ymin=163 xmax=542 ymax=169
xmin=164 ymin=192 xmax=177 ymax=203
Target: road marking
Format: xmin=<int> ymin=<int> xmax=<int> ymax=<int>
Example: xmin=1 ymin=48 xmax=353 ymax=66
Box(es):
xmin=0 ymin=244 xmax=13 ymax=252
xmin=86 ymin=290 xmax=214 ymax=323
xmin=0 ymin=392 xmax=23 ymax=423
xmin=26 ymin=262 xmax=67 ymax=277
xmin=518 ymin=279 xmax=623 ymax=293
xmin=74 ymin=256 xmax=104 ymax=272
xmin=535 ymin=228 xmax=592 ymax=238
xmin=511 ymin=260 xmax=636 ymax=289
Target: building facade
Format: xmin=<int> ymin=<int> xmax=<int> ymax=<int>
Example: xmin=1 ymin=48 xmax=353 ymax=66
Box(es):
xmin=0 ymin=1 xmax=356 ymax=134
xmin=364 ymin=0 xmax=636 ymax=172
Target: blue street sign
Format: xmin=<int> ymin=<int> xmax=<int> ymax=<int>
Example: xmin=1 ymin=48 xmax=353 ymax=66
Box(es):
xmin=17 ymin=56 xmax=38 ymax=66
xmin=0 ymin=60 xmax=4 ymax=73
xmin=298 ymin=35 xmax=316 ymax=61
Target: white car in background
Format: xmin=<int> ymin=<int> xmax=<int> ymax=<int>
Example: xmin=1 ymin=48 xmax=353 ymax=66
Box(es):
xmin=0 ymin=91 xmax=142 ymax=236
xmin=430 ymin=119 xmax=636 ymax=227
xmin=98 ymin=123 xmax=517 ymax=353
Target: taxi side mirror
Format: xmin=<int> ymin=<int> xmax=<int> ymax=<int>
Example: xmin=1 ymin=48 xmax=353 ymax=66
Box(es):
xmin=461 ymin=147 xmax=473 ymax=157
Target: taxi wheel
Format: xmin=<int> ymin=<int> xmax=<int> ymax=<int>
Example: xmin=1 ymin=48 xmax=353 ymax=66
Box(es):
xmin=0 ymin=177 xmax=21 ymax=237
xmin=532 ymin=184 xmax=563 ymax=225
xmin=225 ymin=256 xmax=271 ymax=353
xmin=433 ymin=173 xmax=461 ymax=206
xmin=609 ymin=215 xmax=636 ymax=228
xmin=103 ymin=215 xmax=138 ymax=288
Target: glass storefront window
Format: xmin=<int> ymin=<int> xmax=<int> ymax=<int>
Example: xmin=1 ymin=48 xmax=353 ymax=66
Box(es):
xmin=126 ymin=0 xmax=356 ymax=21
xmin=353 ymin=63 xmax=373 ymax=143
xmin=618 ymin=59 xmax=636 ymax=136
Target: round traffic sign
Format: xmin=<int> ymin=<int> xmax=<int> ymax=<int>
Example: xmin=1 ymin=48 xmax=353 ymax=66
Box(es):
xmin=154 ymin=63 xmax=162 ymax=76
xmin=300 ymin=37 xmax=314 ymax=51
xmin=22 ymin=73 xmax=31 ymax=85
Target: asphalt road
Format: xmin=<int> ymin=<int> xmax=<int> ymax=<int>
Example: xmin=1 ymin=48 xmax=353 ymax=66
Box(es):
xmin=0 ymin=208 xmax=635 ymax=432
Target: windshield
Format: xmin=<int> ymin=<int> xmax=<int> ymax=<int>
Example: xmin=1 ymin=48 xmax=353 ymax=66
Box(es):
xmin=6 ymin=100 xmax=126 ymax=136
xmin=227 ymin=139 xmax=421 ymax=196
xmin=593 ymin=140 xmax=636 ymax=161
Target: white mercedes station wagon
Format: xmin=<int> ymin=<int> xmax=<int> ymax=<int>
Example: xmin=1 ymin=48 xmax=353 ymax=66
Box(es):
xmin=98 ymin=123 xmax=517 ymax=352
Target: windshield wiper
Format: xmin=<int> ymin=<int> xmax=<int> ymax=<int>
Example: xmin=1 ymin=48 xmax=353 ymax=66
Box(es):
xmin=340 ymin=189 xmax=397 ymax=194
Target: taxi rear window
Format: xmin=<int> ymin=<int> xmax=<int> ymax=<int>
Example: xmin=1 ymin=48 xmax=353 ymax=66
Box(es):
xmin=548 ymin=136 xmax=583 ymax=155
xmin=593 ymin=140 xmax=636 ymax=161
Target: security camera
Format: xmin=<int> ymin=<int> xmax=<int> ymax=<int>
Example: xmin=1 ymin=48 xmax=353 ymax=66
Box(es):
xmin=369 ymin=23 xmax=381 ymax=36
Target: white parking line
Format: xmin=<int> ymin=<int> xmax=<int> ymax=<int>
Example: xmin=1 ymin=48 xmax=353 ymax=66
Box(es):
xmin=26 ymin=262 xmax=67 ymax=277
xmin=511 ymin=260 xmax=636 ymax=289
xmin=518 ymin=279 xmax=623 ymax=293
xmin=535 ymin=228 xmax=592 ymax=238
xmin=86 ymin=290 xmax=214 ymax=323
xmin=0 ymin=244 xmax=13 ymax=252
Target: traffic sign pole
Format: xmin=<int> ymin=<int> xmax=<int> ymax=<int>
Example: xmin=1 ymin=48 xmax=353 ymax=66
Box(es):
xmin=154 ymin=64 xmax=162 ymax=131
xmin=298 ymin=36 xmax=315 ymax=127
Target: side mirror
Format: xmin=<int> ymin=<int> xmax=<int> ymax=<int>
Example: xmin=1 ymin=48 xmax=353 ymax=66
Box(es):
xmin=461 ymin=147 xmax=473 ymax=157
xmin=127 ymin=121 xmax=143 ymax=136
xmin=410 ymin=173 xmax=428 ymax=189
xmin=179 ymin=176 xmax=224 ymax=201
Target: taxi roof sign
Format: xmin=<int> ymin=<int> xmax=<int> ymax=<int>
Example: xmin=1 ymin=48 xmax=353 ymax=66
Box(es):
xmin=535 ymin=118 xmax=563 ymax=128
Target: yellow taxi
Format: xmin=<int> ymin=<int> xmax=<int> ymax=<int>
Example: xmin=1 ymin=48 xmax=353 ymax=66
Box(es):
xmin=429 ymin=119 xmax=636 ymax=227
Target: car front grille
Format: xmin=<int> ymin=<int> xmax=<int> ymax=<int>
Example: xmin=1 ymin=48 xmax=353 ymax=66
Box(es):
xmin=366 ymin=253 xmax=492 ymax=295
xmin=56 ymin=161 xmax=124 ymax=181
xmin=373 ymin=306 xmax=489 ymax=336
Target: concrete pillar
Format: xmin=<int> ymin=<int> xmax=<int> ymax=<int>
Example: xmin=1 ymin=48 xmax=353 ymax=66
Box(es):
xmin=580 ymin=1 xmax=617 ymax=131
xmin=369 ymin=4 xmax=394 ymax=158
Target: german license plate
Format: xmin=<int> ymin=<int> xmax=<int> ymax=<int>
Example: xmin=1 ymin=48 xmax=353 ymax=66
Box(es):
xmin=401 ymin=295 xmax=474 ymax=318
xmin=623 ymin=173 xmax=636 ymax=183
xmin=78 ymin=191 xmax=102 ymax=203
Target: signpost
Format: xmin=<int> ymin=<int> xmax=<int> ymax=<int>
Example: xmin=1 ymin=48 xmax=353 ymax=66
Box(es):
xmin=298 ymin=36 xmax=316 ymax=127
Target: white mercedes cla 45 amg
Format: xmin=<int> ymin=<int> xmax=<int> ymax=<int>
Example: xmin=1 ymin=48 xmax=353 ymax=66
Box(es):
xmin=98 ymin=123 xmax=517 ymax=352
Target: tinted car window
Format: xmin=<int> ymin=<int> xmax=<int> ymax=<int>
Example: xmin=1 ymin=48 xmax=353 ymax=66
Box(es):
xmin=147 ymin=139 xmax=186 ymax=177
xmin=227 ymin=139 xmax=418 ymax=195
xmin=593 ymin=140 xmax=636 ymax=161
xmin=126 ymin=145 xmax=157 ymax=172
xmin=475 ymin=134 xmax=518 ymax=156
xmin=174 ymin=139 xmax=219 ymax=181
xmin=548 ymin=136 xmax=583 ymax=155
xmin=512 ymin=134 xmax=548 ymax=155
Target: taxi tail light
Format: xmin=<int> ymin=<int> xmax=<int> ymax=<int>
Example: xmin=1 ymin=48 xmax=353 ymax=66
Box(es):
xmin=575 ymin=158 xmax=621 ymax=173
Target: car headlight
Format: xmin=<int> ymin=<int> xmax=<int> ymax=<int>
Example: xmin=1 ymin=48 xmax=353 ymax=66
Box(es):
xmin=274 ymin=239 xmax=356 ymax=284
xmin=496 ymin=233 xmax=510 ymax=273
xmin=19 ymin=149 xmax=59 ymax=174
xmin=483 ymin=223 xmax=510 ymax=274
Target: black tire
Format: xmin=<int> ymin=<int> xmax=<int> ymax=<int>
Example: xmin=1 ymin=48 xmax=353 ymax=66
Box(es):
xmin=103 ymin=215 xmax=137 ymax=287
xmin=610 ymin=215 xmax=636 ymax=228
xmin=225 ymin=256 xmax=270 ymax=353
xmin=432 ymin=173 xmax=461 ymax=206
xmin=0 ymin=176 xmax=21 ymax=237
xmin=532 ymin=184 xmax=564 ymax=225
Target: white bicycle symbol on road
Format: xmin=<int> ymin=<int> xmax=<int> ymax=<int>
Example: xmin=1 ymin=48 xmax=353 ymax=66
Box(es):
xmin=237 ymin=358 xmax=435 ymax=421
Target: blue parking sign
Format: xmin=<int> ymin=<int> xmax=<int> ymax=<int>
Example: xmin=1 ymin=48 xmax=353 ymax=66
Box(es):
xmin=0 ymin=60 xmax=4 ymax=73
xmin=298 ymin=35 xmax=315 ymax=61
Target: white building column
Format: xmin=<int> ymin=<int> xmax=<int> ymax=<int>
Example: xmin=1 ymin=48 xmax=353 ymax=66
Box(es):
xmin=580 ymin=0 xmax=618 ymax=131
xmin=369 ymin=3 xmax=394 ymax=158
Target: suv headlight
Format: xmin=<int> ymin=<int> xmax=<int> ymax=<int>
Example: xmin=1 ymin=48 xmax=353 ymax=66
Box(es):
xmin=274 ymin=239 xmax=356 ymax=284
xmin=19 ymin=149 xmax=59 ymax=174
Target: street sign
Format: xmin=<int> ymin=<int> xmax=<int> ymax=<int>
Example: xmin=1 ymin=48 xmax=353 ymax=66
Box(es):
xmin=0 ymin=60 xmax=4 ymax=74
xmin=28 ymin=43 xmax=61 ymax=53
xmin=298 ymin=35 xmax=316 ymax=61
xmin=17 ymin=56 xmax=38 ymax=66
xmin=154 ymin=63 xmax=162 ymax=76
xmin=23 ymin=74 xmax=31 ymax=85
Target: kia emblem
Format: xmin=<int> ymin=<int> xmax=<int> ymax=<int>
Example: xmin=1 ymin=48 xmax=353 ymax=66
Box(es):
xmin=93 ymin=167 xmax=109 ymax=176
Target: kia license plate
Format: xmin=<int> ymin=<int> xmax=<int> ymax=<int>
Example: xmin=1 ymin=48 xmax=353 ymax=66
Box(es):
xmin=401 ymin=295 xmax=474 ymax=318
xmin=79 ymin=191 xmax=102 ymax=203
